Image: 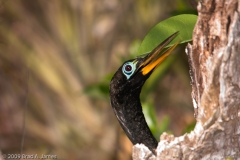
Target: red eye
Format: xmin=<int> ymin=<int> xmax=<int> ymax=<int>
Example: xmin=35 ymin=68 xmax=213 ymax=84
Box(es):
xmin=125 ymin=65 xmax=132 ymax=72
xmin=122 ymin=62 xmax=136 ymax=79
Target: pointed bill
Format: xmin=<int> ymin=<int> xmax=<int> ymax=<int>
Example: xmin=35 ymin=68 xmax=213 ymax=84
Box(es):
xmin=137 ymin=31 xmax=179 ymax=75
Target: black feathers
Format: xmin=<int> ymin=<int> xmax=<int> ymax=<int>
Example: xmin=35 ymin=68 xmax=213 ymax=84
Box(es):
xmin=109 ymin=32 xmax=179 ymax=154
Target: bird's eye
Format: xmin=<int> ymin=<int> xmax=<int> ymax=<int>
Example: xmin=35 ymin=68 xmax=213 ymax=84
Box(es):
xmin=122 ymin=62 xmax=136 ymax=79
xmin=125 ymin=65 xmax=132 ymax=72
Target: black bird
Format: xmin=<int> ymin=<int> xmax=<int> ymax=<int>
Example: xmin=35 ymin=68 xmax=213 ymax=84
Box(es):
xmin=109 ymin=32 xmax=179 ymax=154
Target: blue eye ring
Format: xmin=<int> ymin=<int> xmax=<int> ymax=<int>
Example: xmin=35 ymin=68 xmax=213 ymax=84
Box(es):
xmin=122 ymin=61 xmax=136 ymax=79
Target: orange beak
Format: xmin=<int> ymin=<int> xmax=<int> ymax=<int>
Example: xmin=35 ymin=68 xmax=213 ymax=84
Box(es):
xmin=140 ymin=32 xmax=179 ymax=75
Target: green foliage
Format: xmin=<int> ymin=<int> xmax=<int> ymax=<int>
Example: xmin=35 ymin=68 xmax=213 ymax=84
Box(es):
xmin=83 ymin=74 xmax=113 ymax=99
xmin=172 ymin=0 xmax=198 ymax=15
xmin=138 ymin=14 xmax=198 ymax=55
xmin=142 ymin=101 xmax=171 ymax=141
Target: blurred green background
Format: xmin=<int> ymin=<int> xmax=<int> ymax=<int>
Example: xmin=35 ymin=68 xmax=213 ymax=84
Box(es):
xmin=0 ymin=0 xmax=197 ymax=160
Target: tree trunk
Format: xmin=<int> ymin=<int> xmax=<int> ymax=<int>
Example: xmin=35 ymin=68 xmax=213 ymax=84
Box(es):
xmin=133 ymin=0 xmax=240 ymax=159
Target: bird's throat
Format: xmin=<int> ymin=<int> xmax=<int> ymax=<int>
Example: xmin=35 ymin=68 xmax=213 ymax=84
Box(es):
xmin=110 ymin=81 xmax=158 ymax=154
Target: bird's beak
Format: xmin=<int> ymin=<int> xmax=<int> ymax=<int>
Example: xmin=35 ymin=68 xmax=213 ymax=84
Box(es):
xmin=140 ymin=32 xmax=179 ymax=75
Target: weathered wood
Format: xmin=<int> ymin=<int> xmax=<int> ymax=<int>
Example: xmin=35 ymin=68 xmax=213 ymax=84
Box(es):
xmin=133 ymin=0 xmax=240 ymax=159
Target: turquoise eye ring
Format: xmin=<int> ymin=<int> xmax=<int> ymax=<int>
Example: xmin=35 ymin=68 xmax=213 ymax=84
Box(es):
xmin=122 ymin=62 xmax=136 ymax=79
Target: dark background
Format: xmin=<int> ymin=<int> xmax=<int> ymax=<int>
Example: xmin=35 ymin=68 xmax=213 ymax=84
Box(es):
xmin=0 ymin=0 xmax=197 ymax=159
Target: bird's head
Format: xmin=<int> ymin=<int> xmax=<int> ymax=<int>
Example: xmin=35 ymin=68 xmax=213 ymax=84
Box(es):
xmin=110 ymin=32 xmax=179 ymax=95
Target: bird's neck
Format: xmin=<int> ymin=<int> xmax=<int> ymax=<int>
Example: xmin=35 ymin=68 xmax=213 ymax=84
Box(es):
xmin=110 ymin=82 xmax=158 ymax=153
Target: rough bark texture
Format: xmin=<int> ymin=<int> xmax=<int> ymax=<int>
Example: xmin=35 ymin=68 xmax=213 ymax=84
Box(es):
xmin=133 ymin=0 xmax=240 ymax=159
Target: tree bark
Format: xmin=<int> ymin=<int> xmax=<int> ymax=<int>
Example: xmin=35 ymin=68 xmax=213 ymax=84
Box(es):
xmin=133 ymin=0 xmax=240 ymax=159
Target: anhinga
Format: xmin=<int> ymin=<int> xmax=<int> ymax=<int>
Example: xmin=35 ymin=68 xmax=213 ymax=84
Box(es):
xmin=109 ymin=32 xmax=179 ymax=154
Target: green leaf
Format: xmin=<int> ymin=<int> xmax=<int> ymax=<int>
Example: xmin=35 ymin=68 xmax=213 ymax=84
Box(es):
xmin=138 ymin=14 xmax=197 ymax=55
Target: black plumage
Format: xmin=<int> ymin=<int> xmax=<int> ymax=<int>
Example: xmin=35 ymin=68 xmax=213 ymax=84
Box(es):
xmin=109 ymin=32 xmax=179 ymax=154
